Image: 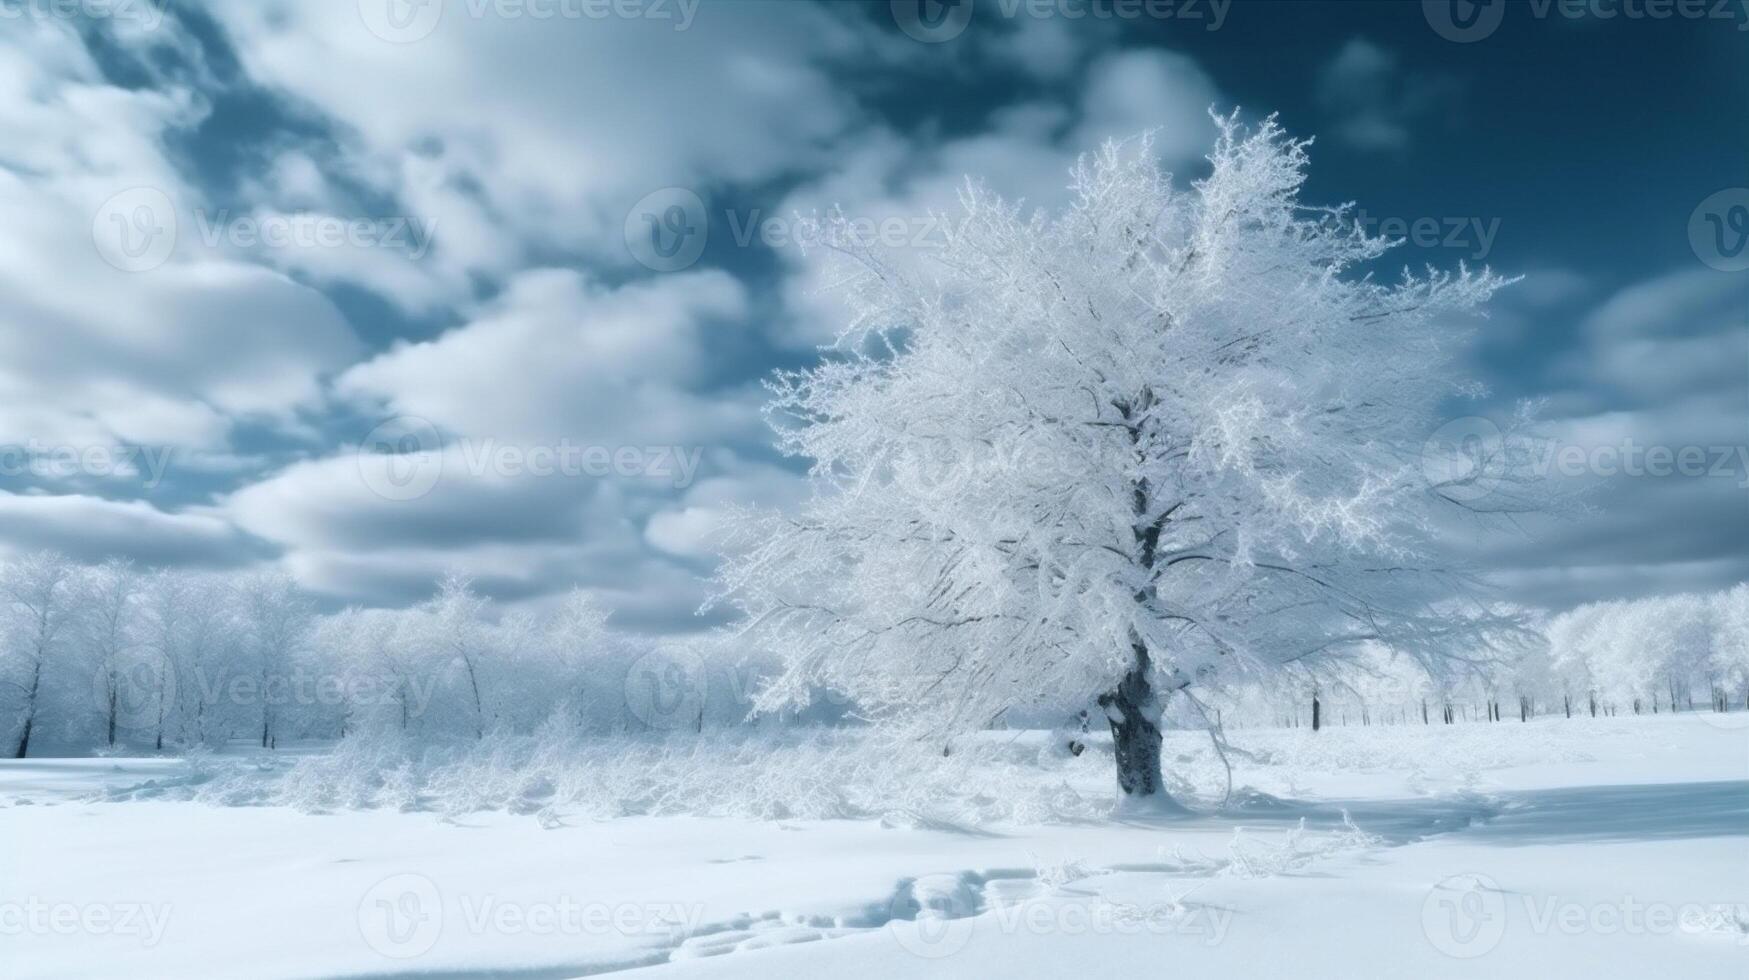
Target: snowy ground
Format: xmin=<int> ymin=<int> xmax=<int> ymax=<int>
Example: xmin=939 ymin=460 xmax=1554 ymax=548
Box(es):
xmin=3 ymin=714 xmax=1745 ymax=979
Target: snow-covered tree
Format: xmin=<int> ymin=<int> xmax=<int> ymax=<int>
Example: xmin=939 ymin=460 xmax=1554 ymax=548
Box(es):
xmin=715 ymin=115 xmax=1531 ymax=806
xmin=1 ymin=551 xmax=78 ymax=757
xmin=77 ymin=558 xmax=142 ymax=747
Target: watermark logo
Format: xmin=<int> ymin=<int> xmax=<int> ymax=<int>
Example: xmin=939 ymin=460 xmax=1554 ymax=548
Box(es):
xmin=358 ymin=0 xmax=444 ymax=43
xmin=96 ymin=656 xmax=176 ymax=733
xmin=1690 ymin=188 xmax=1749 ymax=272
xmin=358 ymin=873 xmax=444 ymax=959
xmin=358 ymin=416 xmax=447 ymax=502
xmin=1423 ymin=873 xmax=1507 ymax=957
xmin=624 ymin=648 xmax=706 ymax=730
xmin=886 ymin=895 xmax=979 ymax=959
xmin=1423 ymin=0 xmax=1506 ymax=41
xmin=625 ymin=187 xmax=708 ymax=272
xmin=892 ymin=0 xmax=975 ymax=42
xmin=92 ymin=187 xmax=177 ymax=273
xmin=1421 ymin=416 xmax=1508 ymax=503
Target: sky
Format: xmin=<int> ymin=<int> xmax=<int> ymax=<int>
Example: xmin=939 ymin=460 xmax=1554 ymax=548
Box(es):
xmin=0 ymin=0 xmax=1744 ymax=631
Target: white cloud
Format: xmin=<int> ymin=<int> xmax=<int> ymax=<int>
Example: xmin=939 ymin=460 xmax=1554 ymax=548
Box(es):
xmin=0 ymin=22 xmax=363 ymax=452
xmin=644 ymin=457 xmax=808 ymax=559
xmin=775 ymin=49 xmax=1222 ymax=346
xmin=208 ymin=1 xmax=876 ymax=294
xmin=0 ymin=491 xmax=250 ymax=566
xmin=1072 ymin=49 xmax=1220 ymax=160
xmin=1315 ymin=38 xmax=1459 ymax=153
xmin=336 ymin=268 xmax=760 ymax=446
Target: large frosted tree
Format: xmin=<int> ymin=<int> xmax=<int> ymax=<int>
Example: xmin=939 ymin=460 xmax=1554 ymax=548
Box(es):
xmin=716 ymin=115 xmax=1534 ymax=806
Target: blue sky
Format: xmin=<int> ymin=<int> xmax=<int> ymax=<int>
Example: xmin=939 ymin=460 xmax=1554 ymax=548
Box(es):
xmin=0 ymin=0 xmax=1744 ymax=629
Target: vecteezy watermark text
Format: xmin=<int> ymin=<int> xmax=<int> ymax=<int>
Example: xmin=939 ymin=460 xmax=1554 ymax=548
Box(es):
xmin=357 ymin=417 xmax=703 ymax=501
xmin=0 ymin=442 xmax=174 ymax=488
xmin=0 ymin=899 xmax=172 ymax=947
xmin=1425 ymin=0 xmax=1749 ymax=43
xmin=1423 ymin=874 xmax=1749 ymax=957
xmin=356 ymin=0 xmax=700 ymax=43
xmin=0 ymin=0 xmax=165 ymax=28
xmin=890 ymin=0 xmax=1230 ymax=44
xmin=1422 ymin=416 xmax=1749 ymax=502
xmin=90 ymin=186 xmax=436 ymax=273
xmin=1353 ymin=210 xmax=1501 ymax=260
xmin=356 ymin=873 xmax=707 ymax=959
xmin=624 ymin=188 xmax=979 ymax=272
xmin=192 ymin=211 xmax=435 ymax=260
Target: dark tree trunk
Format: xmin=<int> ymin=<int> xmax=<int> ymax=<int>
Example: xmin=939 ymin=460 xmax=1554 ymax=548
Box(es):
xmin=1311 ymin=693 xmax=1322 ymax=732
xmin=463 ymin=655 xmax=486 ymax=739
xmin=12 ymin=659 xmax=43 ymax=758
xmin=1099 ymin=643 xmax=1164 ymax=800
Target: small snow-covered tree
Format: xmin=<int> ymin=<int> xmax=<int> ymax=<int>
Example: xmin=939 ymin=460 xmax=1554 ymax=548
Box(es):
xmin=1548 ymin=601 xmax=1609 ymax=717
xmin=238 ymin=570 xmax=314 ymax=748
xmin=426 ymin=573 xmax=492 ymax=739
xmin=1656 ymin=594 xmax=1713 ymax=712
xmin=324 ymin=607 xmax=425 ymax=735
xmin=1712 ymin=584 xmax=1749 ymax=710
xmin=177 ymin=576 xmax=237 ymax=746
xmin=716 ymin=115 xmax=1532 ymax=806
xmin=543 ymin=588 xmax=615 ymax=725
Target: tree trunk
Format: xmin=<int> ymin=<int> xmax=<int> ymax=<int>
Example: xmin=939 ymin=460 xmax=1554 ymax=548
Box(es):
xmin=1099 ymin=643 xmax=1164 ymax=800
xmin=1311 ymin=693 xmax=1322 ymax=732
xmin=12 ymin=659 xmax=43 ymax=758
xmin=462 ymin=655 xmax=486 ymax=739
xmin=106 ymin=678 xmax=119 ymax=747
xmin=261 ymin=672 xmax=274 ymax=748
